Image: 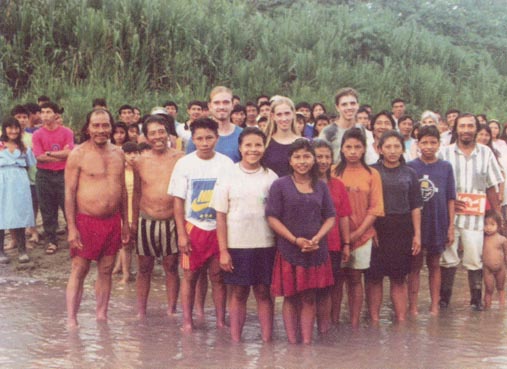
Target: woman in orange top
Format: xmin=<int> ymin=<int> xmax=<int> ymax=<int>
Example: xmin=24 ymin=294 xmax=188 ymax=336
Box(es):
xmin=332 ymin=128 xmax=384 ymax=328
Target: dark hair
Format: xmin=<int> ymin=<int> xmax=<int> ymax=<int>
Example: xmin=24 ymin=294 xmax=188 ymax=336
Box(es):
xmin=360 ymin=104 xmax=372 ymax=111
xmin=232 ymin=95 xmax=241 ymax=101
xmin=258 ymin=116 xmax=268 ymax=124
xmin=187 ymin=100 xmax=202 ymax=110
xmin=411 ymin=122 xmax=421 ymax=139
xmin=313 ymin=114 xmax=330 ymax=137
xmin=40 ymin=101 xmax=60 ymax=114
xmin=288 ymin=138 xmax=320 ymax=187
xmin=258 ymin=101 xmax=270 ymax=109
xmin=245 ymin=101 xmax=258 ymax=112
xmin=295 ymin=101 xmax=311 ymax=111
xmin=163 ymin=101 xmax=178 ymax=111
xmin=398 ymin=115 xmax=414 ymax=125
xmin=377 ymin=130 xmax=406 ymax=165
xmin=451 ymin=113 xmax=481 ymax=144
xmin=111 ymin=121 xmax=129 ymax=145
xmin=356 ymin=106 xmax=371 ymax=117
xmin=417 ymin=125 xmax=440 ymax=141
xmin=445 ymin=109 xmax=460 ymax=117
xmin=238 ymin=127 xmax=268 ymax=169
xmin=200 ymin=101 xmax=209 ymax=110
xmin=312 ymin=139 xmax=334 ymax=178
xmin=1 ymin=117 xmax=26 ymax=153
xmin=92 ymin=98 xmax=107 ymax=108
xmin=231 ymin=104 xmax=246 ymax=115
xmin=138 ymin=142 xmax=152 ymax=152
xmin=128 ymin=124 xmax=140 ymax=134
xmin=142 ymin=115 xmax=171 ymax=137
xmin=232 ymin=104 xmax=247 ymax=127
xmin=477 ymin=124 xmax=493 ymax=145
xmin=311 ymin=103 xmax=327 ymax=122
xmin=190 ymin=118 xmax=218 ymax=136
xmin=239 ymin=126 xmax=267 ymax=146
xmin=122 ymin=141 xmax=139 ymax=153
xmin=256 ymin=95 xmax=270 ymax=105
xmin=118 ymin=104 xmax=134 ymax=115
xmin=485 ymin=209 xmax=503 ymax=233
xmin=391 ymin=98 xmax=405 ymax=106
xmin=11 ymin=105 xmax=30 ymax=117
xmin=370 ymin=110 xmax=395 ymax=131
xmin=154 ymin=113 xmax=177 ymax=136
xmin=476 ymin=124 xmax=498 ymax=160
xmin=477 ymin=114 xmax=487 ymax=122
xmin=80 ymin=109 xmax=115 ymax=143
xmin=24 ymin=103 xmax=41 ymax=114
xmin=488 ymin=120 xmax=502 ymax=139
xmin=334 ymin=128 xmax=371 ymax=178
xmin=38 ymin=95 xmax=50 ymax=103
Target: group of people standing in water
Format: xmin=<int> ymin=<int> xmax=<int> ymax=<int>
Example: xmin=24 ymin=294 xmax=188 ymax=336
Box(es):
xmin=1 ymin=86 xmax=506 ymax=345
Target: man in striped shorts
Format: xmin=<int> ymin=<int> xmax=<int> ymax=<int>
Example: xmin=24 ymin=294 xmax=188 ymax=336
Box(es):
xmin=439 ymin=113 xmax=504 ymax=310
xmin=131 ymin=115 xmax=184 ymax=319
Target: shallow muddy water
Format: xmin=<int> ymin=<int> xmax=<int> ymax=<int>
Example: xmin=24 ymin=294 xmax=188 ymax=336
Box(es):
xmin=1 ymin=266 xmax=507 ymax=368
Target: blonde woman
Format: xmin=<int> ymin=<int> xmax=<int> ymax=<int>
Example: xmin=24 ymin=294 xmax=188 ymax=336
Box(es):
xmin=263 ymin=97 xmax=301 ymax=177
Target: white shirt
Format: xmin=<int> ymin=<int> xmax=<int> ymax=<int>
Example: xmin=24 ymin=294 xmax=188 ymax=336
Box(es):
xmin=168 ymin=152 xmax=234 ymax=231
xmin=211 ymin=163 xmax=278 ymax=249
xmin=440 ymin=143 xmax=503 ymax=231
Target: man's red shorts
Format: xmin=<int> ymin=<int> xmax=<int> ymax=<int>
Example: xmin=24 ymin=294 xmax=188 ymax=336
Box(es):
xmin=70 ymin=212 xmax=122 ymax=261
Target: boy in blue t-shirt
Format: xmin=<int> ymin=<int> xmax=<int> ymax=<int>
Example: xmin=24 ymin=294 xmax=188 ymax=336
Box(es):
xmin=407 ymin=125 xmax=456 ymax=315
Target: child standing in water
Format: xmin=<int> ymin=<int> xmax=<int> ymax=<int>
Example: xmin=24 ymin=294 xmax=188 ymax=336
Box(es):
xmin=333 ymin=128 xmax=384 ymax=328
xmin=266 ymin=138 xmax=336 ymax=344
xmin=368 ymin=130 xmax=422 ymax=323
xmin=113 ymin=142 xmax=139 ymax=283
xmin=408 ymin=125 xmax=456 ymax=316
xmin=313 ymin=139 xmax=352 ymax=332
xmin=483 ymin=210 xmax=507 ymax=309
xmin=212 ymin=127 xmax=278 ymax=342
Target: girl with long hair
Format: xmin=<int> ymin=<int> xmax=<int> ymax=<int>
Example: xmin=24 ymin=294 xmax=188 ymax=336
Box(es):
xmin=367 ymin=130 xmax=422 ymax=322
xmin=266 ymin=138 xmax=335 ymax=344
xmin=0 ymin=117 xmax=36 ymax=264
xmin=333 ymin=128 xmax=384 ymax=328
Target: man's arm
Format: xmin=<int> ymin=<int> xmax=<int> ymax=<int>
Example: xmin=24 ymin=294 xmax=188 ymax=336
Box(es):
xmin=131 ymin=161 xmax=141 ymax=238
xmin=36 ymin=145 xmax=72 ymax=163
xmin=486 ymin=186 xmax=500 ymax=212
xmin=174 ymin=197 xmax=191 ymax=254
xmin=119 ymin=153 xmax=130 ymax=246
xmin=64 ymin=149 xmax=83 ymax=250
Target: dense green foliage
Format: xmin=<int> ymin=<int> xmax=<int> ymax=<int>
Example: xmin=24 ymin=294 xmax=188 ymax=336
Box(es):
xmin=1 ymin=0 xmax=506 ymax=128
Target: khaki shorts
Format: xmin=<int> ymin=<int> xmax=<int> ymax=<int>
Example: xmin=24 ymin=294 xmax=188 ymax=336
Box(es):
xmin=440 ymin=227 xmax=483 ymax=270
xmin=341 ymin=239 xmax=373 ymax=270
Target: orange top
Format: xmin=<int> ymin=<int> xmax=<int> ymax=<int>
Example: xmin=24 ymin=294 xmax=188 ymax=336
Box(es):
xmin=334 ymin=165 xmax=384 ymax=250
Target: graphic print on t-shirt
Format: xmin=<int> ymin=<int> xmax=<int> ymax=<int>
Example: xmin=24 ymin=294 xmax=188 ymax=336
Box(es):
xmin=420 ymin=174 xmax=438 ymax=202
xmin=190 ymin=179 xmax=217 ymax=221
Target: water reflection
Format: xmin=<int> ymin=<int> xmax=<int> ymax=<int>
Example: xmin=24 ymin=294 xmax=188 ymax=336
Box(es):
xmin=1 ymin=269 xmax=507 ymax=368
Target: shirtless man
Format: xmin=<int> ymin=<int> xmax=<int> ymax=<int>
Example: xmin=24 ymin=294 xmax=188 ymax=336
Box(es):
xmin=65 ymin=109 xmax=130 ymax=328
xmin=132 ymin=115 xmax=184 ymax=319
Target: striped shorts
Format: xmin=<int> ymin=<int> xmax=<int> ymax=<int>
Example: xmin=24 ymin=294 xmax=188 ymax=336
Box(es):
xmin=136 ymin=213 xmax=178 ymax=257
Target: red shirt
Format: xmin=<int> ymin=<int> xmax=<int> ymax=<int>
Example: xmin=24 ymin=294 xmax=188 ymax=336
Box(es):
xmin=326 ymin=177 xmax=352 ymax=252
xmin=32 ymin=125 xmax=74 ymax=171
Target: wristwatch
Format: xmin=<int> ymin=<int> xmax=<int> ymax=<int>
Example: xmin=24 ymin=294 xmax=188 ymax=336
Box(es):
xmin=46 ymin=151 xmax=51 ymax=157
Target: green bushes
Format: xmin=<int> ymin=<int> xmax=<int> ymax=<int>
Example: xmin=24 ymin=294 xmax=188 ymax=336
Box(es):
xmin=0 ymin=0 xmax=506 ymax=128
